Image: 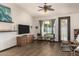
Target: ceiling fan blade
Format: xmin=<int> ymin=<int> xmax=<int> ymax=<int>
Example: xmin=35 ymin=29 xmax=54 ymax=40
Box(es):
xmin=38 ymin=9 xmax=43 ymax=11
xmin=48 ymin=8 xmax=54 ymax=11
xmin=38 ymin=6 xmax=43 ymax=8
xmin=47 ymin=5 xmax=52 ymax=7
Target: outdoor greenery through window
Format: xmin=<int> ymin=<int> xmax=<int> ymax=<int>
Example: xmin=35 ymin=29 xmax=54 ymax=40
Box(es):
xmin=40 ymin=19 xmax=55 ymax=37
xmin=42 ymin=20 xmax=53 ymax=36
xmin=44 ymin=21 xmax=52 ymax=35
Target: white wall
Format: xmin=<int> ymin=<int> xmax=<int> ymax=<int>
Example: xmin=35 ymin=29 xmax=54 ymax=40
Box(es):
xmin=34 ymin=13 xmax=79 ymax=41
xmin=0 ymin=3 xmax=33 ymax=34
xmin=70 ymin=13 xmax=79 ymax=41
xmin=32 ymin=17 xmax=40 ymax=39
xmin=0 ymin=4 xmax=38 ymax=51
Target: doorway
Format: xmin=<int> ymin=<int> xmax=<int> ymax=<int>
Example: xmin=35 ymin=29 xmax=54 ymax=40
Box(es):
xmin=58 ymin=16 xmax=70 ymax=42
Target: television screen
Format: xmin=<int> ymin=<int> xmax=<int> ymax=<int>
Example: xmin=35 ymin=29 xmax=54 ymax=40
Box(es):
xmin=18 ymin=24 xmax=30 ymax=34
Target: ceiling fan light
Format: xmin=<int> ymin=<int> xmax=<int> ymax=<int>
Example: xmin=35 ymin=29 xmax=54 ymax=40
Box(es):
xmin=38 ymin=10 xmax=49 ymax=15
xmin=44 ymin=11 xmax=49 ymax=15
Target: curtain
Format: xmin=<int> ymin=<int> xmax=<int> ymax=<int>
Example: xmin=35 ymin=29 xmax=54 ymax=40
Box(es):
xmin=39 ymin=20 xmax=43 ymax=36
xmin=51 ymin=19 xmax=55 ymax=34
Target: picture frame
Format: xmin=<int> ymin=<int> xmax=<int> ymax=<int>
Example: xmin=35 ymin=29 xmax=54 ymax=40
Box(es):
xmin=0 ymin=4 xmax=13 ymax=23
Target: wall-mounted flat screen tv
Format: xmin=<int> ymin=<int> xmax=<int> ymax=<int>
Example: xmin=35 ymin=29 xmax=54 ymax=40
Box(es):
xmin=0 ymin=4 xmax=12 ymax=23
xmin=18 ymin=24 xmax=30 ymax=34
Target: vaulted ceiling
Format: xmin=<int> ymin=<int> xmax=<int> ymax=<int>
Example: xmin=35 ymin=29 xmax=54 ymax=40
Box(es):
xmin=16 ymin=3 xmax=79 ymax=17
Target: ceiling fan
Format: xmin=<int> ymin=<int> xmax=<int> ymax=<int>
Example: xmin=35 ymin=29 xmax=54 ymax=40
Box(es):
xmin=38 ymin=3 xmax=54 ymax=12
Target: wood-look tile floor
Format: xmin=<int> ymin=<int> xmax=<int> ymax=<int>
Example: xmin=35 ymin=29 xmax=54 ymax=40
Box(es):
xmin=0 ymin=41 xmax=79 ymax=56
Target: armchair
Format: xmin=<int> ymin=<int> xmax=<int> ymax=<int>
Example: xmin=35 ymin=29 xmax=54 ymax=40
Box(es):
xmin=37 ymin=33 xmax=42 ymax=40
